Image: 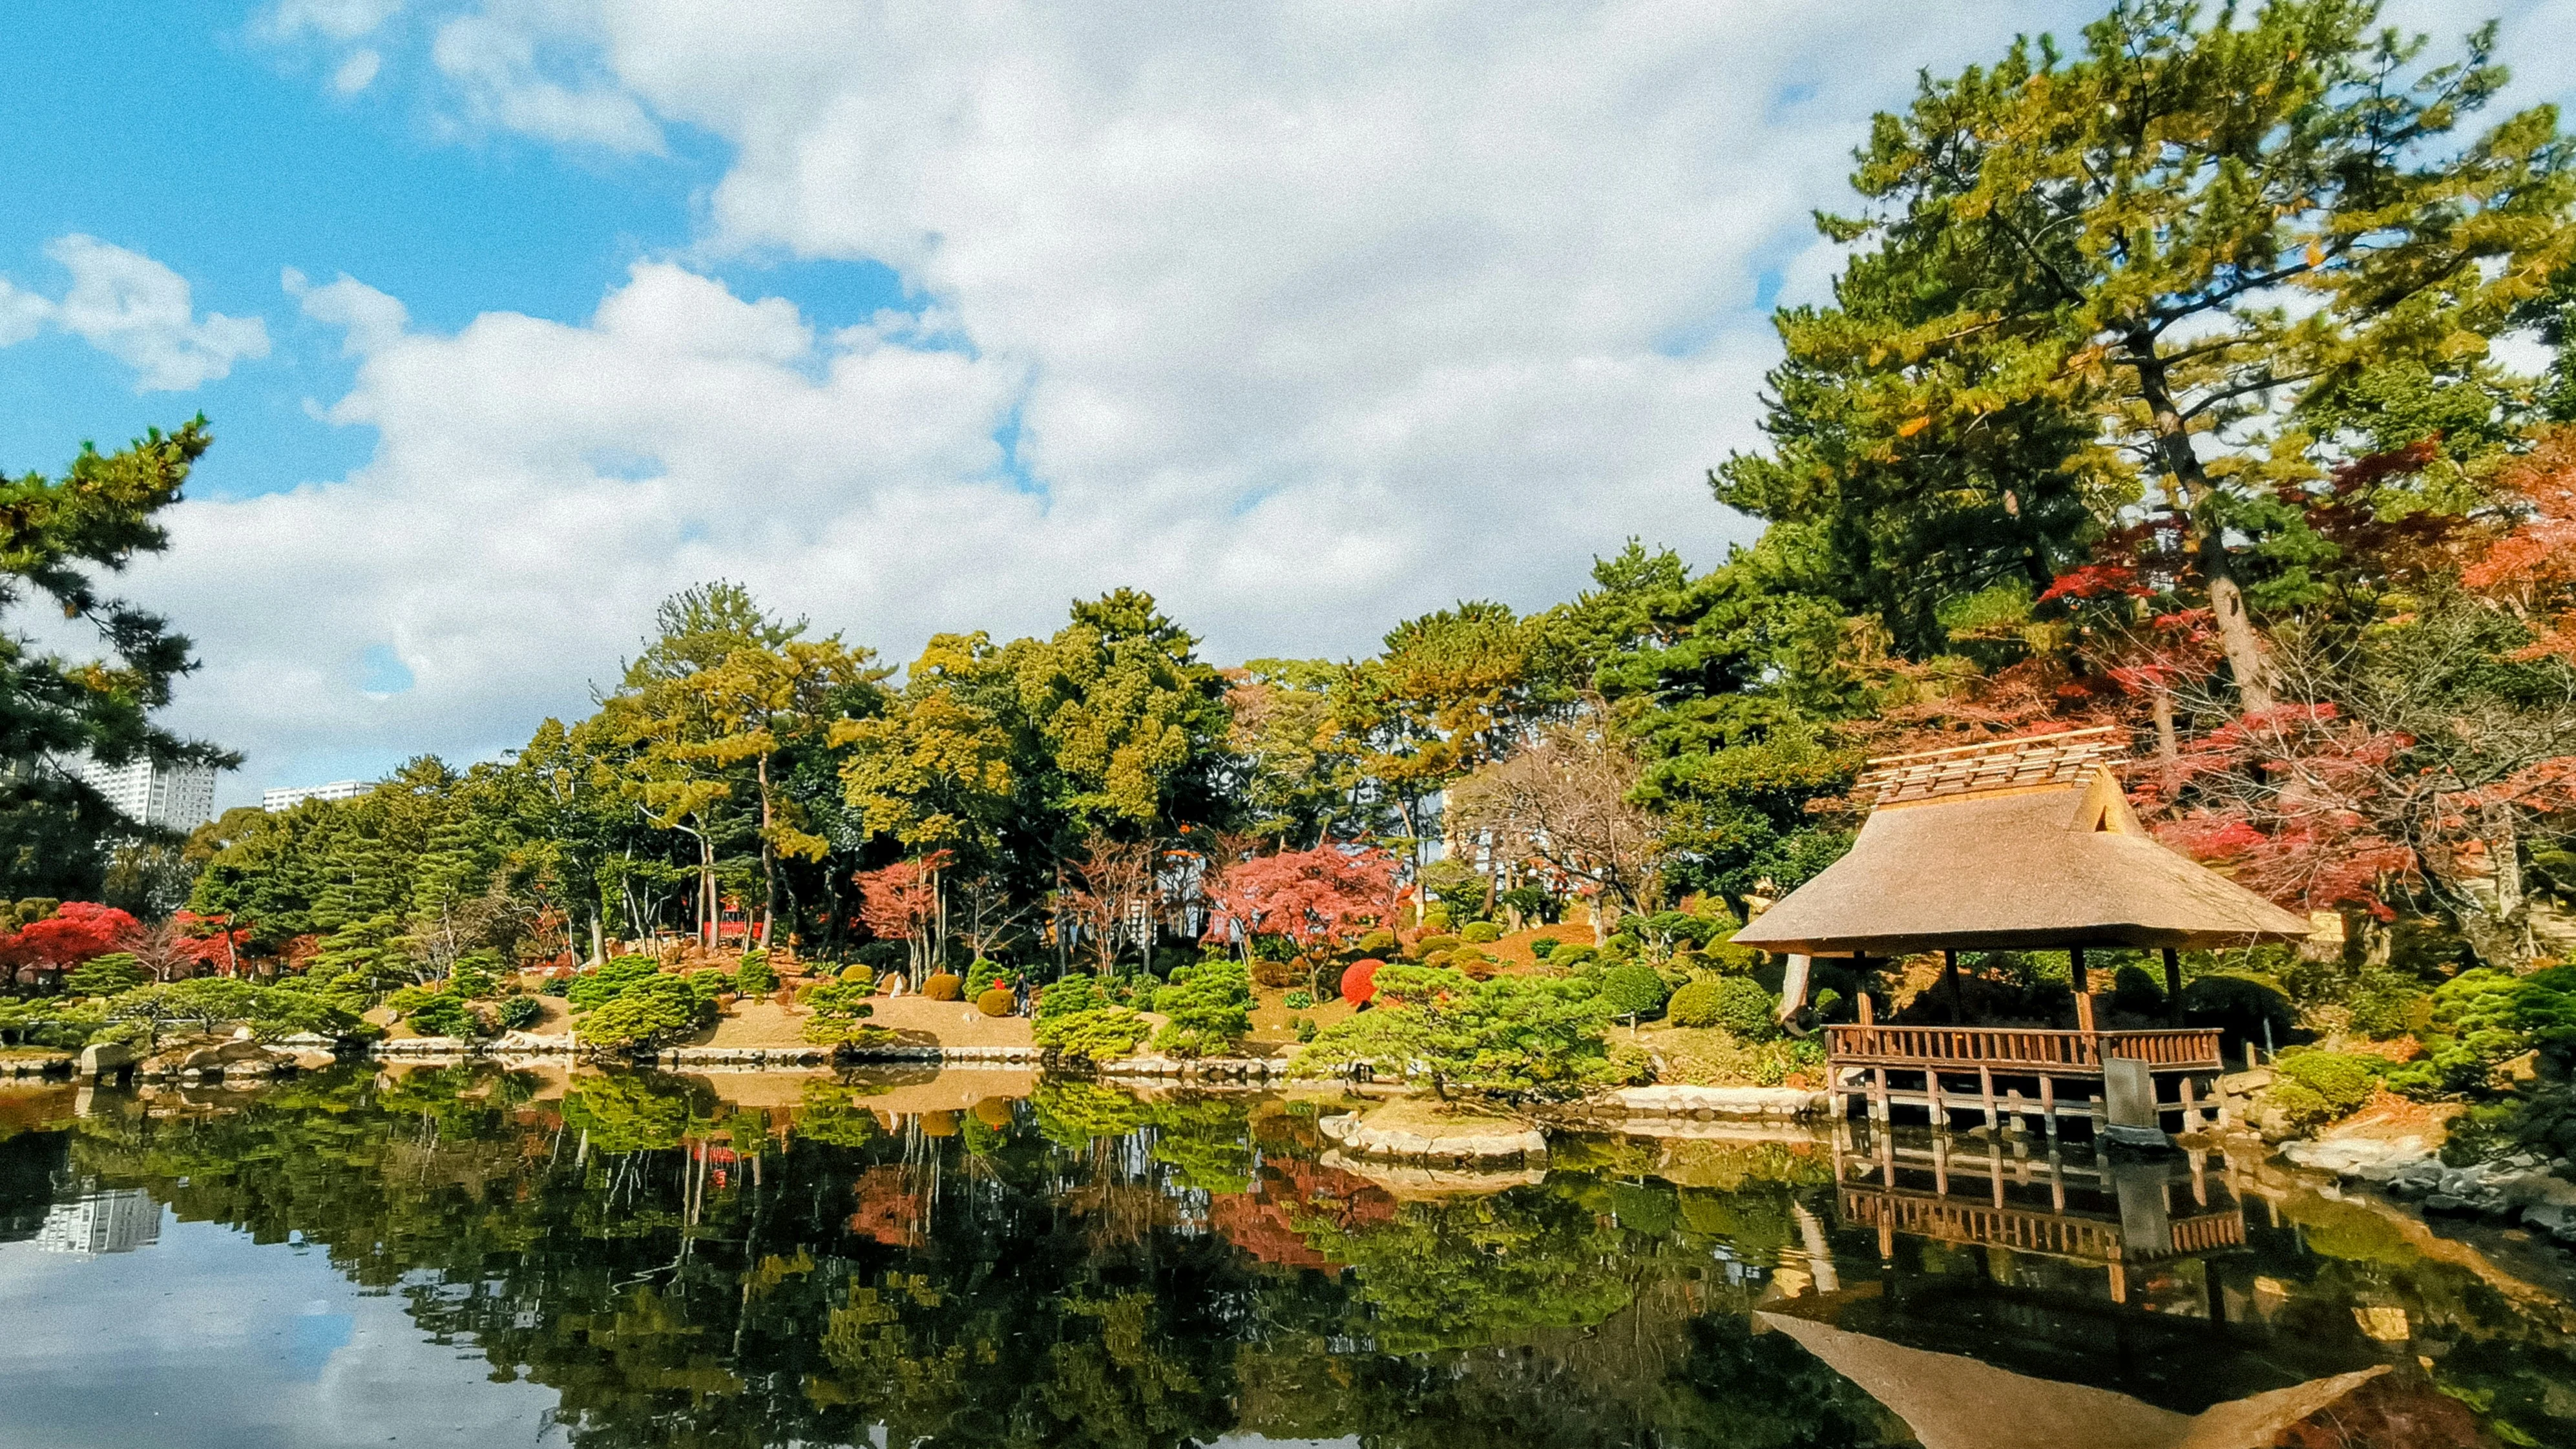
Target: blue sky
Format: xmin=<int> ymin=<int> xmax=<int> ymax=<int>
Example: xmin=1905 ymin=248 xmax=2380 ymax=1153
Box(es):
xmin=2 ymin=1 xmax=2566 ymax=808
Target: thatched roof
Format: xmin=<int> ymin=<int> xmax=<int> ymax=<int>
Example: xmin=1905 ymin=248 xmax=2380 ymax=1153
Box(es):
xmin=1731 ymin=731 xmax=2310 ymax=957
xmin=1755 ymin=1309 xmax=2387 ymax=1449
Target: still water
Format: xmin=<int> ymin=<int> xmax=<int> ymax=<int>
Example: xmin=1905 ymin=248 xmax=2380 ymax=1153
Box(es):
xmin=3 ymin=1065 xmax=2572 ymax=1448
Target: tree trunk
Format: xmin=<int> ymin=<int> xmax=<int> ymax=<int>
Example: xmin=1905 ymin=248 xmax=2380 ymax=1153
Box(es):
xmin=756 ymin=755 xmax=777 ymax=952
xmin=2125 ymin=332 xmax=2275 ymax=711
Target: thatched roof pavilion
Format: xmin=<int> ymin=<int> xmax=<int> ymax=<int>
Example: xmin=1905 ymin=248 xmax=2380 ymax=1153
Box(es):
xmin=1732 ymin=727 xmax=2309 ymax=958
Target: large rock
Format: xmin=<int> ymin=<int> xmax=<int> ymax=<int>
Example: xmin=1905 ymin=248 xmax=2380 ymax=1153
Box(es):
xmin=1611 ymin=1085 xmax=1830 ymax=1120
xmin=77 ymin=1038 xmax=141 ymax=1078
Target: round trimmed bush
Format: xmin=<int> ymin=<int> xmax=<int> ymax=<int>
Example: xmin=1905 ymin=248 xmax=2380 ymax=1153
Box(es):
xmin=1414 ymin=933 xmax=1461 ymax=956
xmin=1551 ymin=944 xmax=1597 ymax=968
xmin=1460 ymin=921 xmax=1502 ymax=944
xmin=1599 ymin=963 xmax=1670 ymax=1021
xmin=1283 ymin=990 xmax=1314 ymax=1010
xmin=1529 ymin=937 xmax=1560 ymax=959
xmin=1668 ymin=977 xmax=1776 ymax=1038
xmin=839 ymin=964 xmax=874 ymax=985
xmin=923 ymin=972 xmax=963 ymax=1002
xmin=976 ymin=986 xmax=1016 ymax=1017
xmin=1356 ymin=930 xmax=1397 ymax=955
xmin=1342 ymin=958 xmax=1383 ymax=1007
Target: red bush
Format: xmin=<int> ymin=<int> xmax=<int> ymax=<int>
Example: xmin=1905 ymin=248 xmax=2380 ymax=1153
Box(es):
xmin=1341 ymin=958 xmax=1383 ymax=1007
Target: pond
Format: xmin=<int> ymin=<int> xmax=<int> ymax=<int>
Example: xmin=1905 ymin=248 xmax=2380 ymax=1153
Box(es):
xmin=3 ymin=1065 xmax=2573 ymax=1448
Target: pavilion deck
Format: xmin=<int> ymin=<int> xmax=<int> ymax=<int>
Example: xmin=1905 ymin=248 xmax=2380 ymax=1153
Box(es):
xmin=1826 ymin=1023 xmax=2228 ymax=1136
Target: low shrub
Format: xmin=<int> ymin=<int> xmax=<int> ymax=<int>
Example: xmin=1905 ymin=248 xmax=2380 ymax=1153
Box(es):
xmin=1293 ymin=1016 xmax=1318 ymax=1043
xmin=578 ymin=974 xmax=711 ymax=1050
xmin=1414 ymin=933 xmax=1462 ymax=957
xmin=65 ymin=954 xmax=149 ymax=996
xmin=1460 ymin=921 xmax=1502 ymax=944
xmin=1551 ymin=944 xmax=1598 ymax=969
xmin=1356 ymin=930 xmax=1397 ymax=956
xmin=2109 ymin=963 xmax=2166 ymax=1018
xmin=976 ymin=987 xmax=1016 ymax=1017
xmin=1600 ymin=963 xmax=1670 ymax=1023
xmin=2272 ymin=1048 xmax=2387 ymax=1131
xmin=1284 ymin=990 xmax=1314 ymax=1010
xmin=1529 ymin=937 xmax=1560 ymax=959
xmin=569 ymin=955 xmax=662 ymax=1012
xmin=735 ymin=952 xmax=779 ymax=996
xmin=923 ymin=972 xmax=963 ymax=1002
xmin=800 ymin=981 xmax=884 ymax=1048
xmin=1667 ymin=977 xmax=1777 ymax=1038
xmin=539 ymin=975 xmax=570 ymax=997
xmin=1341 ymin=959 xmax=1383 ymax=1007
xmin=840 ymin=964 xmax=874 ymax=985
xmin=496 ymin=995 xmax=545 ymax=1032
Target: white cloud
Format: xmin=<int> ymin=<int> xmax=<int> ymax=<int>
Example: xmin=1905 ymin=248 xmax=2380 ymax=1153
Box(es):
xmin=196 ymin=0 xmax=2571 ymax=793
xmin=137 ymin=262 xmax=1027 ymax=791
xmin=41 ymin=235 xmax=270 ymax=391
xmin=0 ymin=278 xmax=47 ymax=347
xmin=430 ymin=7 xmax=664 ymax=153
xmin=0 ymin=236 xmax=269 ymax=391
xmin=330 ymin=47 xmax=383 ymax=94
xmin=261 ymin=0 xmax=404 ymax=43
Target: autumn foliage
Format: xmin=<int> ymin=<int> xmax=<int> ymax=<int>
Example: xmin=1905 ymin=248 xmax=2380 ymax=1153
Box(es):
xmin=0 ymin=902 xmax=139 ymax=971
xmin=1200 ymin=844 xmax=1401 ymax=957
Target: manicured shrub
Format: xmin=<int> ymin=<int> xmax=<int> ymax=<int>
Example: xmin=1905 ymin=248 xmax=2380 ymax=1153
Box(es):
xmin=1668 ymin=977 xmax=1777 ymax=1039
xmin=1284 ymin=990 xmax=1314 ymax=1010
xmin=735 ymin=952 xmax=778 ymax=996
xmin=64 ymin=954 xmax=147 ymax=996
xmin=1294 ymin=1016 xmax=1319 ymax=1043
xmin=1356 ymin=930 xmax=1397 ymax=956
xmin=1414 ymin=933 xmax=1462 ymax=956
xmin=2272 ymin=1049 xmax=2385 ymax=1130
xmin=840 ymin=964 xmax=874 ymax=985
xmin=578 ymin=974 xmax=709 ymax=1050
xmin=1599 ymin=963 xmax=1670 ymax=1022
xmin=1461 ymin=921 xmax=1502 ymax=944
xmin=496 ymin=995 xmax=545 ymax=1032
xmin=539 ymin=975 xmax=570 ymax=997
xmin=1342 ymin=958 xmax=1383 ymax=1006
xmin=569 ymin=955 xmax=662 ymax=1012
xmin=1551 ymin=944 xmax=1597 ymax=968
xmin=1529 ymin=937 xmax=1560 ymax=959
xmin=799 ymin=981 xmax=883 ymax=1048
xmin=2110 ymin=963 xmax=2167 ymax=1017
xmin=965 ymin=957 xmax=1013 ymax=997
xmin=1152 ymin=960 xmax=1253 ymax=1058
xmin=1419 ymin=906 xmax=1454 ymax=933
xmin=923 ymin=972 xmax=963 ymax=1002
xmin=976 ymin=987 xmax=1016 ymax=1017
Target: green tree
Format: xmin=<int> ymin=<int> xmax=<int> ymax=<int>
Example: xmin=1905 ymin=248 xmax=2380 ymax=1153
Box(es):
xmin=0 ymin=421 xmax=237 ymax=899
xmin=1721 ymin=0 xmax=2576 ymax=705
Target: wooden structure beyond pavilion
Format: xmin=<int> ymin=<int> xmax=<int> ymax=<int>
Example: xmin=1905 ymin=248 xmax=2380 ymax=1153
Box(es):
xmin=1732 ymin=729 xmax=2310 ymax=1139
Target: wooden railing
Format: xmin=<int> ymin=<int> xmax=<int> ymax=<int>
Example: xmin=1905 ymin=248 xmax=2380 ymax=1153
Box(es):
xmin=1827 ymin=1024 xmax=2223 ymax=1073
xmin=1839 ymin=1187 xmax=2247 ymax=1262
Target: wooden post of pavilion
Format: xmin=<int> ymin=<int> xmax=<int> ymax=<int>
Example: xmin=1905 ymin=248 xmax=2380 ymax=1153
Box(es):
xmin=2162 ymin=946 xmax=2185 ymax=1027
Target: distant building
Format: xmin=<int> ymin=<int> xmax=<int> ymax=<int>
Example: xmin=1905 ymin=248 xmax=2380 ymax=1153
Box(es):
xmin=35 ymin=1189 xmax=161 ymax=1255
xmin=74 ymin=753 xmax=218 ymax=831
xmin=263 ymin=779 xmax=370 ymax=812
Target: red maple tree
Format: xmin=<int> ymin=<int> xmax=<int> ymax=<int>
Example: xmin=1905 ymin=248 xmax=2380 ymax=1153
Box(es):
xmin=855 ymin=850 xmax=950 ymax=977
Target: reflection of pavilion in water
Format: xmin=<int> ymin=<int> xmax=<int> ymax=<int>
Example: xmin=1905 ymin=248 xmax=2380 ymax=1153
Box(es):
xmin=1789 ymin=1125 xmax=2468 ymax=1444
xmin=1833 ymin=1120 xmax=2243 ymax=1306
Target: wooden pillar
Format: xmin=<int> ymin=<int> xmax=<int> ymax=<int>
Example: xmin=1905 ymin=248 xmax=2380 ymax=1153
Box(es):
xmin=2040 ymin=1074 xmax=2058 ymax=1138
xmin=1929 ymin=1067 xmax=1947 ymax=1131
xmin=2069 ymin=944 xmax=2089 ymax=1001
xmin=1944 ymin=948 xmax=1965 ymax=1023
xmin=2162 ymin=946 xmax=2185 ymax=1027
xmin=1978 ymin=1065 xmax=1999 ymax=1133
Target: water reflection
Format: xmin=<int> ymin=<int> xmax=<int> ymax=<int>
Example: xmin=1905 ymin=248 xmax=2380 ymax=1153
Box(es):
xmin=0 ymin=1068 xmax=2568 ymax=1446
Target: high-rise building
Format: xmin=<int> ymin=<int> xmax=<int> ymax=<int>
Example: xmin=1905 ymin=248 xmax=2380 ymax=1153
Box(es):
xmin=263 ymin=779 xmax=370 ymax=812
xmin=35 ymin=1189 xmax=162 ymax=1255
xmin=74 ymin=753 xmax=218 ymax=831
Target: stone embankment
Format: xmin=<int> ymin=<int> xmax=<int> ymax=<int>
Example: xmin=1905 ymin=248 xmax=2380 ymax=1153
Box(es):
xmin=2281 ymin=1135 xmax=2576 ymax=1246
xmin=1602 ymin=1085 xmax=1832 ymax=1121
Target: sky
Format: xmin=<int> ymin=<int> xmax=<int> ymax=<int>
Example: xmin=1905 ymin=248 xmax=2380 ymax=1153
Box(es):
xmin=3 ymin=1 xmax=2571 ymax=809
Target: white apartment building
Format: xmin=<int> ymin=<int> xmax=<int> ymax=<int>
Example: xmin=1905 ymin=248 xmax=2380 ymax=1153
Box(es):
xmin=36 ymin=1189 xmax=162 ymax=1255
xmin=263 ymin=779 xmax=370 ymax=812
xmin=74 ymin=753 xmax=218 ymax=831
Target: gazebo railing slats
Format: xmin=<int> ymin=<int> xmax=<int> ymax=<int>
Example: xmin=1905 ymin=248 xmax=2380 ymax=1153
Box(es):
xmin=1826 ymin=1024 xmax=2223 ymax=1073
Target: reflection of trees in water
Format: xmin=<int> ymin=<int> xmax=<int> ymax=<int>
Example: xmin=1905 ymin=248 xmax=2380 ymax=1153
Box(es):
xmin=28 ymin=1069 xmax=2576 ymax=1446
